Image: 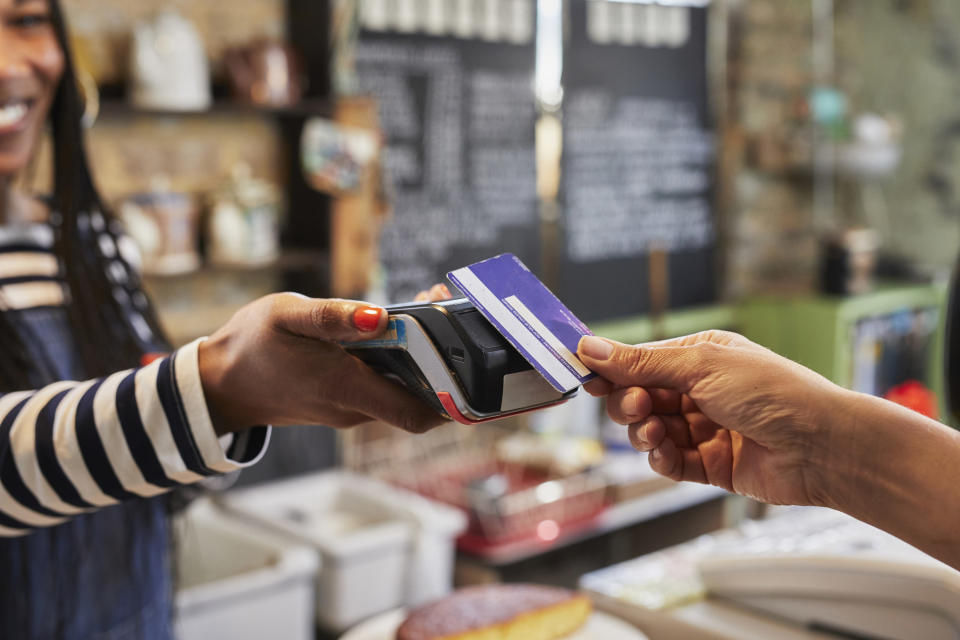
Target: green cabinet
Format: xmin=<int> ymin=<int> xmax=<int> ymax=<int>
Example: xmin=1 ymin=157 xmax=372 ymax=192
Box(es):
xmin=740 ymin=284 xmax=947 ymax=412
xmin=586 ymin=284 xmax=947 ymax=417
xmin=589 ymin=305 xmax=738 ymax=346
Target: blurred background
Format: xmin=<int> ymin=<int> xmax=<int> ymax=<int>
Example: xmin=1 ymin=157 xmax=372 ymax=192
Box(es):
xmin=48 ymin=0 xmax=960 ymax=638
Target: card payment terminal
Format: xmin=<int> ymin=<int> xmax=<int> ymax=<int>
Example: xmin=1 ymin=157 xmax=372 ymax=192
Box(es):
xmin=346 ymin=298 xmax=577 ymax=424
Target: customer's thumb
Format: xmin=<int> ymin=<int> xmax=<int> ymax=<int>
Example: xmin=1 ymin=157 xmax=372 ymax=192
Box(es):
xmin=577 ymin=336 xmax=702 ymax=392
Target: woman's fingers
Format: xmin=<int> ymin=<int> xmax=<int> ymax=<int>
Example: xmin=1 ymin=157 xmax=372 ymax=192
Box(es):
xmin=310 ymin=407 xmax=379 ymax=429
xmin=334 ymin=357 xmax=448 ymax=433
xmin=271 ymin=293 xmax=388 ymax=342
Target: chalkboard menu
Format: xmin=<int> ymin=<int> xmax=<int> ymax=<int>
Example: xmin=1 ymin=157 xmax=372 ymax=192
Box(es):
xmin=355 ymin=0 xmax=540 ymax=302
xmin=559 ymin=0 xmax=716 ymax=322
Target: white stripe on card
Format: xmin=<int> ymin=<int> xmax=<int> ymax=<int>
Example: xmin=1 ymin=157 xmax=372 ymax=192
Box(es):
xmin=503 ymin=295 xmax=592 ymax=377
xmin=449 ymin=267 xmax=580 ymax=391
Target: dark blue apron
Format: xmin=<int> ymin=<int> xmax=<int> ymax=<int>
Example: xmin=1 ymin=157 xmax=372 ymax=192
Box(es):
xmin=0 ymin=236 xmax=173 ymax=639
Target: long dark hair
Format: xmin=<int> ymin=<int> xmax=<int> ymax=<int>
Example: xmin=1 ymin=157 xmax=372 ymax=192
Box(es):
xmin=0 ymin=0 xmax=169 ymax=391
xmin=0 ymin=2 xmax=176 ymax=638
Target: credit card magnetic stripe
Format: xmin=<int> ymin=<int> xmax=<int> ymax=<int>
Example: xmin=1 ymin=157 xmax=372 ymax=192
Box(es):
xmin=503 ymin=295 xmax=592 ymax=378
xmin=448 ymin=267 xmax=581 ymax=392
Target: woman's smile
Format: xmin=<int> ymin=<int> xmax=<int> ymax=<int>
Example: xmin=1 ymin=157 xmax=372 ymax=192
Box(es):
xmin=0 ymin=0 xmax=63 ymax=175
xmin=0 ymin=97 xmax=34 ymax=134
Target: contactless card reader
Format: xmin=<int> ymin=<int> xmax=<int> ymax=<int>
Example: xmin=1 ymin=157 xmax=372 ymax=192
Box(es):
xmin=346 ymin=298 xmax=576 ymax=424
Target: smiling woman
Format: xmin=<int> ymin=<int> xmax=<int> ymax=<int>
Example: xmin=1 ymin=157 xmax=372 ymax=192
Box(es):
xmin=0 ymin=1 xmax=449 ymax=638
xmin=0 ymin=0 xmax=63 ymax=176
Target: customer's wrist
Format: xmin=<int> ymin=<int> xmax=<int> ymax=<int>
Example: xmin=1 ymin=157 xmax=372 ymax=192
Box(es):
xmin=800 ymin=385 xmax=866 ymax=510
xmin=809 ymin=386 xmax=931 ymax=515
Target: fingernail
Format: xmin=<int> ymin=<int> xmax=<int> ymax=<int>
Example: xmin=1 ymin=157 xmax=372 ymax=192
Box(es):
xmin=629 ymin=424 xmax=647 ymax=447
xmin=580 ymin=336 xmax=613 ymax=360
xmin=649 ymin=447 xmax=660 ymax=461
xmin=623 ymin=390 xmax=641 ymax=416
xmin=441 ymin=284 xmax=451 ymax=297
xmin=353 ymin=305 xmax=383 ymax=332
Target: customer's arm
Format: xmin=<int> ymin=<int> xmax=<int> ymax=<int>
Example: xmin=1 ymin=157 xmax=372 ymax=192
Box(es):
xmin=578 ymin=331 xmax=960 ymax=570
xmin=822 ymin=387 xmax=960 ymax=568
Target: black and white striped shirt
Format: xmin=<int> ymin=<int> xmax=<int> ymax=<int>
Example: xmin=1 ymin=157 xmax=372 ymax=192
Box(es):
xmin=0 ymin=222 xmax=269 ymax=537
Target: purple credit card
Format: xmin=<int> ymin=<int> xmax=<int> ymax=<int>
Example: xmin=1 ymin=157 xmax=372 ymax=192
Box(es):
xmin=448 ymin=253 xmax=597 ymax=392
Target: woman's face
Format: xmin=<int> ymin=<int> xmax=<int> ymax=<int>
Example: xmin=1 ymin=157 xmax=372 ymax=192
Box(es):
xmin=0 ymin=0 xmax=63 ymax=178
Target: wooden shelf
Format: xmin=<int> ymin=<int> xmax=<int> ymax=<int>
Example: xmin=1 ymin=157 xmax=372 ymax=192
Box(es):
xmin=141 ymin=249 xmax=329 ymax=282
xmin=97 ymin=98 xmax=334 ymax=121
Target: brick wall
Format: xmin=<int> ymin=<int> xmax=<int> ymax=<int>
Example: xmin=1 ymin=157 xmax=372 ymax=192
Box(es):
xmin=723 ymin=0 xmax=960 ymax=297
xmin=834 ymin=0 xmax=960 ymax=275
xmin=722 ymin=0 xmax=818 ymax=297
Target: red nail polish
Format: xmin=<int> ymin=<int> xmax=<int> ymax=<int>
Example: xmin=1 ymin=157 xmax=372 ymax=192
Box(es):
xmin=353 ymin=305 xmax=383 ymax=332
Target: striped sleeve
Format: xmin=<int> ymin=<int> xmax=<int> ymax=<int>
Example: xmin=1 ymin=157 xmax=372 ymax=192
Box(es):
xmin=0 ymin=338 xmax=270 ymax=537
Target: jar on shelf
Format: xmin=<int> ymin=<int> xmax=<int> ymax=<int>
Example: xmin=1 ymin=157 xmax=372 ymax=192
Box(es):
xmin=119 ymin=179 xmax=201 ymax=276
xmin=207 ymin=163 xmax=283 ymax=268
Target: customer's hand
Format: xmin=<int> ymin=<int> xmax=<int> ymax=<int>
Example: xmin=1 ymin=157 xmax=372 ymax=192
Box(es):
xmin=414 ymin=283 xmax=451 ymax=302
xmin=578 ymin=331 xmax=845 ymax=507
xmin=199 ymin=291 xmax=451 ymax=435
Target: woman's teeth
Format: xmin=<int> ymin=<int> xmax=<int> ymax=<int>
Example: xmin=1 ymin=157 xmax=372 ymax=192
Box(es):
xmin=0 ymin=102 xmax=28 ymax=128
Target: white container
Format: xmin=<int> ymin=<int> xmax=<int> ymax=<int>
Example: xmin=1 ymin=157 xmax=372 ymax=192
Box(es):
xmin=173 ymin=500 xmax=318 ymax=640
xmin=220 ymin=471 xmax=463 ymax=632
xmin=351 ymin=475 xmax=468 ymax=607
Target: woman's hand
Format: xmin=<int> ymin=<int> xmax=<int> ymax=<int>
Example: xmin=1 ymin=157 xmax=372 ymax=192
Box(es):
xmin=578 ymin=330 xmax=848 ymax=507
xmin=198 ymin=292 xmax=450 ymax=435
